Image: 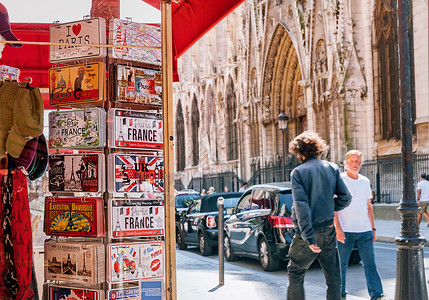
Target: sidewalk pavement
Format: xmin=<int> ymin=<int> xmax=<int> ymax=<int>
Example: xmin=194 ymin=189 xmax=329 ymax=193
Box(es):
xmin=375 ymin=219 xmax=429 ymax=245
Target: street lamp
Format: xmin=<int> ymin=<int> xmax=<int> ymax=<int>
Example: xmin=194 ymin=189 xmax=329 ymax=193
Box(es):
xmin=278 ymin=110 xmax=289 ymax=181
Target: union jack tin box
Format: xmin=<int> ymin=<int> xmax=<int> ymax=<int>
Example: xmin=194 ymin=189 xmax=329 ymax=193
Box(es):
xmin=49 ymin=108 xmax=106 ymax=149
xmin=115 ymin=64 xmax=162 ymax=106
xmin=47 ymin=284 xmax=104 ymax=300
xmin=108 ymin=108 xmax=163 ymax=150
xmin=108 ymin=241 xmax=164 ymax=284
xmin=50 ymin=18 xmax=107 ymax=63
xmin=108 ymin=199 xmax=165 ymax=238
xmin=108 ymin=153 xmax=164 ymax=196
xmin=44 ymin=240 xmax=105 ymax=285
xmin=48 ymin=153 xmax=105 ymax=193
xmin=109 ymin=19 xmax=161 ymax=65
xmin=44 ymin=197 xmax=105 ymax=238
xmin=49 ymin=62 xmax=105 ymax=106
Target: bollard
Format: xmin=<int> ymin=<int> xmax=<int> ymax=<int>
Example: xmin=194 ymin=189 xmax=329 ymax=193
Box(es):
xmin=217 ymin=196 xmax=224 ymax=285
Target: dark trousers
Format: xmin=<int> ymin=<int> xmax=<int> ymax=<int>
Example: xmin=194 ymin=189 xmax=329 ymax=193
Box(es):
xmin=287 ymin=225 xmax=341 ymax=300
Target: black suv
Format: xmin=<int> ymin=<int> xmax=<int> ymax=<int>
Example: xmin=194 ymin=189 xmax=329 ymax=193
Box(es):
xmin=176 ymin=192 xmax=243 ymax=256
xmin=223 ymin=182 xmax=295 ymax=271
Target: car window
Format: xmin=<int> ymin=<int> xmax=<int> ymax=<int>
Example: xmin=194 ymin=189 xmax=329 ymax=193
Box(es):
xmin=251 ymin=189 xmax=273 ymax=210
xmin=236 ymin=193 xmax=252 ymax=213
xmin=175 ymin=193 xmax=199 ymax=208
xmin=278 ymin=192 xmax=293 ymax=217
xmin=187 ymin=199 xmax=202 ymax=214
xmin=218 ymin=197 xmax=241 ymax=209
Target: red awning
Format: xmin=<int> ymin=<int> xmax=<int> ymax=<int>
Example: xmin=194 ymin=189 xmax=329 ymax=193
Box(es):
xmin=0 ymin=0 xmax=245 ymax=100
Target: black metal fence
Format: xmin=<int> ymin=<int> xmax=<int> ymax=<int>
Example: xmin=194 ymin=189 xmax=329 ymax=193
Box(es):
xmin=183 ymin=154 xmax=429 ymax=204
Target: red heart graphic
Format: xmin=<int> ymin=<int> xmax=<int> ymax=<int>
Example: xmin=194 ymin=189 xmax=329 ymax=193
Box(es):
xmin=72 ymin=24 xmax=81 ymax=36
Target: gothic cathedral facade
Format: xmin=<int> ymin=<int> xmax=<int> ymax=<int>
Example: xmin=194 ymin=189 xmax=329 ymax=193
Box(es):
xmin=173 ymin=0 xmax=428 ymax=189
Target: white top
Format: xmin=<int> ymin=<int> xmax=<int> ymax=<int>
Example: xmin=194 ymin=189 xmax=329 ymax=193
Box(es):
xmin=337 ymin=173 xmax=372 ymax=233
xmin=417 ymin=180 xmax=429 ymax=201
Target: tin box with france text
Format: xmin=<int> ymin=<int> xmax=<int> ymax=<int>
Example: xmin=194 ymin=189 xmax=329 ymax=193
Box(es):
xmin=44 ymin=197 xmax=105 ymax=238
xmin=108 ymin=199 xmax=164 ymax=238
xmin=49 ymin=108 xmax=106 ymax=149
xmin=44 ymin=240 xmax=105 ymax=285
xmin=108 ymin=108 xmax=163 ymax=150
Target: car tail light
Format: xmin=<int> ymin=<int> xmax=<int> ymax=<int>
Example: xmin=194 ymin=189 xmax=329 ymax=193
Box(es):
xmin=268 ymin=215 xmax=295 ymax=229
xmin=206 ymin=216 xmax=216 ymax=228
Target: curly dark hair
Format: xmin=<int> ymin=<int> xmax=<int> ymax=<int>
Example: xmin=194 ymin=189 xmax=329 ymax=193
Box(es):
xmin=289 ymin=130 xmax=328 ymax=159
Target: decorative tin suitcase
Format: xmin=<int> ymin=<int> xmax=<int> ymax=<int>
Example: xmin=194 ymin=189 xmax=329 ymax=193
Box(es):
xmin=49 ymin=62 xmax=105 ymax=106
xmin=44 ymin=197 xmax=105 ymax=238
xmin=47 ymin=284 xmax=104 ymax=300
xmin=48 ymin=153 xmax=105 ymax=193
xmin=108 ymin=153 xmax=164 ymax=196
xmin=109 ymin=19 xmax=161 ymax=65
xmin=44 ymin=240 xmax=105 ymax=285
xmin=49 ymin=18 xmax=107 ymax=63
xmin=115 ymin=64 xmax=162 ymax=106
xmin=108 ymin=199 xmax=165 ymax=238
xmin=49 ymin=108 xmax=106 ymax=149
xmin=108 ymin=280 xmax=164 ymax=300
xmin=108 ymin=241 xmax=164 ymax=284
xmin=108 ymin=108 xmax=163 ymax=150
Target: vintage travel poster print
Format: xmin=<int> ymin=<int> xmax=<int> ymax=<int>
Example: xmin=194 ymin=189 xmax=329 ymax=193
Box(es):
xmin=49 ymin=63 xmax=105 ymax=105
xmin=45 ymin=197 xmax=104 ymax=238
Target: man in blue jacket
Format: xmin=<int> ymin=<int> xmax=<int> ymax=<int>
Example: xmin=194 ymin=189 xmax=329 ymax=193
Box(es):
xmin=287 ymin=131 xmax=351 ymax=300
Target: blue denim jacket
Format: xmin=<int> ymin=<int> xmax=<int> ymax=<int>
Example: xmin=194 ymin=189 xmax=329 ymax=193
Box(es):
xmin=291 ymin=157 xmax=351 ymax=245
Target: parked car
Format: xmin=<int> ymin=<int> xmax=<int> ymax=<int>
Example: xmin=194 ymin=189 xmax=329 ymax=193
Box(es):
xmin=223 ymin=182 xmax=295 ymax=271
xmin=223 ymin=182 xmax=361 ymax=272
xmin=176 ymin=192 xmax=243 ymax=256
xmin=174 ymin=189 xmax=200 ymax=214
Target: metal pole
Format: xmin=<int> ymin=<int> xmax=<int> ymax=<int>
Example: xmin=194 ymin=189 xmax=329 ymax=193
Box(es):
xmin=395 ymin=0 xmax=428 ymax=299
xmin=282 ymin=129 xmax=286 ymax=181
xmin=285 ymin=128 xmax=289 ymax=181
xmin=218 ymin=197 xmax=225 ymax=285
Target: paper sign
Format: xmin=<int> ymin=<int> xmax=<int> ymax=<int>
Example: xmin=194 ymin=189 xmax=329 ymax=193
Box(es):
xmin=48 ymin=284 xmax=104 ymax=300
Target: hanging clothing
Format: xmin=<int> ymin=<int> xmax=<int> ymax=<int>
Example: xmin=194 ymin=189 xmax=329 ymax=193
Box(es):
xmin=0 ymin=170 xmax=33 ymax=300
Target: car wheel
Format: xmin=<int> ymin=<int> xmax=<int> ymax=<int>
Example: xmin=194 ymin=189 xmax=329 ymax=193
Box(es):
xmin=176 ymin=228 xmax=187 ymax=250
xmin=199 ymin=232 xmax=213 ymax=256
xmin=258 ymin=237 xmax=279 ymax=272
xmin=224 ymin=235 xmax=238 ymax=261
xmin=348 ymin=249 xmax=361 ymax=265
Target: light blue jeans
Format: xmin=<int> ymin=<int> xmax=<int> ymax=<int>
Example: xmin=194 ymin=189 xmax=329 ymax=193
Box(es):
xmin=338 ymin=231 xmax=384 ymax=300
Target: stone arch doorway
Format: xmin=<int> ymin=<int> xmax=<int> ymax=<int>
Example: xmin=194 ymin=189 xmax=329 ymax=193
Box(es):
xmin=262 ymin=23 xmax=305 ymax=165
